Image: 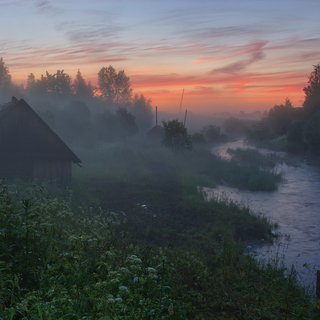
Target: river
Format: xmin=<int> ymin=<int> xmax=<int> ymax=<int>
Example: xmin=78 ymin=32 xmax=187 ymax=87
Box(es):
xmin=210 ymin=140 xmax=320 ymax=293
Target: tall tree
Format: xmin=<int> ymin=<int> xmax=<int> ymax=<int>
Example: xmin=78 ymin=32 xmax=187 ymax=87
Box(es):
xmin=116 ymin=107 xmax=138 ymax=139
xmin=0 ymin=58 xmax=14 ymax=101
xmin=73 ymin=69 xmax=94 ymax=98
xmin=0 ymin=58 xmax=12 ymax=89
xmin=303 ymin=63 xmax=320 ymax=116
xmin=30 ymin=70 xmax=72 ymax=96
xmin=267 ymin=98 xmax=295 ymax=136
xmin=52 ymin=70 xmax=72 ymax=95
xmin=131 ymin=93 xmax=153 ymax=132
xmin=26 ymin=73 xmax=36 ymax=93
xmin=201 ymin=125 xmax=221 ymax=143
xmin=98 ymin=65 xmax=132 ymax=105
xmin=162 ymin=119 xmax=193 ymax=151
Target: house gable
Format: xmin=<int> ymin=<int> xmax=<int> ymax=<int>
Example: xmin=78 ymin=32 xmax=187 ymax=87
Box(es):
xmin=0 ymin=98 xmax=81 ymax=163
xmin=0 ymin=97 xmax=81 ymax=184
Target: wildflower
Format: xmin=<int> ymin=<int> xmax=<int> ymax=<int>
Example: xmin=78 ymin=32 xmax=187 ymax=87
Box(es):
xmin=168 ymin=303 xmax=174 ymax=315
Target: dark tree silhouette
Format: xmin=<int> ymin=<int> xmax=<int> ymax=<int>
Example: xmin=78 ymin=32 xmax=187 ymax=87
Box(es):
xmin=267 ymin=98 xmax=295 ymax=136
xmin=28 ymin=70 xmax=72 ymax=96
xmin=0 ymin=58 xmax=12 ymax=88
xmin=303 ymin=63 xmax=320 ymax=116
xmin=116 ymin=107 xmax=138 ymax=139
xmin=131 ymin=93 xmax=153 ymax=132
xmin=201 ymin=125 xmax=221 ymax=143
xmin=26 ymin=73 xmax=36 ymax=92
xmin=73 ymin=69 xmax=94 ymax=99
xmin=98 ymin=65 xmax=132 ymax=105
xmin=162 ymin=119 xmax=192 ymax=151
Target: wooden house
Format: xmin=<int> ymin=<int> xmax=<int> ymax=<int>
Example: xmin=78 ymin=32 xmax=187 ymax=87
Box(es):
xmin=0 ymin=97 xmax=81 ymax=185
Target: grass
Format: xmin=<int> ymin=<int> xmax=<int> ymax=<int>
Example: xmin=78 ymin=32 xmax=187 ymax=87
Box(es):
xmin=73 ymin=139 xmax=283 ymax=192
xmin=0 ymin=181 xmax=319 ymax=319
xmin=0 ymin=138 xmax=318 ymax=319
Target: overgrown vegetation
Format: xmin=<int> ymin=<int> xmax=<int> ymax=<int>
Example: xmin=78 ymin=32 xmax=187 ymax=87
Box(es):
xmin=0 ymin=168 xmax=319 ymax=319
xmin=1 ymin=57 xmax=320 ymax=319
xmin=0 ymin=133 xmax=318 ymax=318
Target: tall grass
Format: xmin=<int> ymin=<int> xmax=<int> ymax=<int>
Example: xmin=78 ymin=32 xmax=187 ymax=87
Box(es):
xmin=0 ymin=180 xmax=318 ymax=319
xmin=1 ymin=139 xmax=317 ymax=318
xmin=73 ymin=139 xmax=283 ymax=192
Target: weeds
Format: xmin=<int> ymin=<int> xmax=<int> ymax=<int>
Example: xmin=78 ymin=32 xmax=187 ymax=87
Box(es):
xmin=0 ymin=139 xmax=318 ymax=319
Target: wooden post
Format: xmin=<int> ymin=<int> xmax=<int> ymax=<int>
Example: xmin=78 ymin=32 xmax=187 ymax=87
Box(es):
xmin=317 ymin=270 xmax=320 ymax=298
xmin=184 ymin=109 xmax=187 ymax=126
xmin=156 ymin=106 xmax=158 ymax=126
xmin=179 ymin=89 xmax=184 ymax=113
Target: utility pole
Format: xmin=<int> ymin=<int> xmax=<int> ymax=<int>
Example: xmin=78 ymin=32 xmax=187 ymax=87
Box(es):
xmin=179 ymin=89 xmax=184 ymax=114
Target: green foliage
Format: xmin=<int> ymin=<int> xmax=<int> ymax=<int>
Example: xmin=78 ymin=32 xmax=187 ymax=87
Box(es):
xmin=130 ymin=93 xmax=154 ymax=133
xmin=0 ymin=58 xmax=16 ymax=101
xmin=0 ymin=182 xmax=187 ymax=319
xmin=73 ymin=69 xmax=94 ymax=99
xmin=116 ymin=107 xmax=139 ymax=139
xmin=201 ymin=124 xmax=221 ymax=143
xmin=191 ymin=132 xmax=206 ymax=144
xmin=305 ymin=111 xmax=320 ymax=156
xmin=0 ymin=57 xmax=12 ymax=88
xmin=162 ymin=119 xmax=193 ymax=152
xmin=303 ymin=63 xmax=320 ymax=117
xmin=287 ymin=120 xmax=308 ymax=154
xmin=93 ymin=108 xmax=138 ymax=142
xmin=268 ymin=97 xmax=296 ymax=136
xmin=246 ymin=116 xmax=274 ymax=143
xmin=227 ymin=148 xmax=283 ymax=168
xmin=0 ymin=143 xmax=317 ymax=319
xmin=98 ymin=65 xmax=132 ymax=105
xmin=246 ymin=64 xmax=320 ymax=156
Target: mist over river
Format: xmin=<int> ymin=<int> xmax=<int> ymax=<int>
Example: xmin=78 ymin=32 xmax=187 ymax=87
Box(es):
xmin=210 ymin=140 xmax=320 ymax=292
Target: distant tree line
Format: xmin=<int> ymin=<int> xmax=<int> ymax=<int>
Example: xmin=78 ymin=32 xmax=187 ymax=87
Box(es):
xmin=0 ymin=58 xmax=153 ymax=146
xmin=244 ymin=63 xmax=320 ymax=156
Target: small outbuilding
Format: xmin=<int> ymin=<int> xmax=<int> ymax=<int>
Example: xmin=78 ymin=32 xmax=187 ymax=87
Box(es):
xmin=146 ymin=106 xmax=165 ymax=140
xmin=0 ymin=97 xmax=81 ymax=185
xmin=146 ymin=125 xmax=164 ymax=140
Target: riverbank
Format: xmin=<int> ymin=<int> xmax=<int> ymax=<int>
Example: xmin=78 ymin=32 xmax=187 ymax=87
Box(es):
xmin=0 ymin=139 xmax=319 ymax=319
xmin=212 ymin=140 xmax=320 ymax=291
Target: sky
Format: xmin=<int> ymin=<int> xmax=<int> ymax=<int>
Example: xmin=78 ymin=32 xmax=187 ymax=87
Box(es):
xmin=1 ymin=0 xmax=320 ymax=114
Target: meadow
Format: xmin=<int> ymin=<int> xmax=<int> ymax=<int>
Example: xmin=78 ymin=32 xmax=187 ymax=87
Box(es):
xmin=0 ymin=138 xmax=319 ymax=319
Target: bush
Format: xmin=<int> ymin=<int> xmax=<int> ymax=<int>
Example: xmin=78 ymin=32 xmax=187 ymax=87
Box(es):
xmin=161 ymin=119 xmax=193 ymax=151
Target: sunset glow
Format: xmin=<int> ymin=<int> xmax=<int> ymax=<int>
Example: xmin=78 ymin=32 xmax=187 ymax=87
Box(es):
xmin=1 ymin=0 xmax=320 ymax=114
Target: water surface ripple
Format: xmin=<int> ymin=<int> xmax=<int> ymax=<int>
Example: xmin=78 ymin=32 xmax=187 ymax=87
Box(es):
xmin=211 ymin=140 xmax=320 ymax=292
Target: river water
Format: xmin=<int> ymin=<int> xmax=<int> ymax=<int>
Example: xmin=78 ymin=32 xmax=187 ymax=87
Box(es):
xmin=210 ymin=140 xmax=320 ymax=293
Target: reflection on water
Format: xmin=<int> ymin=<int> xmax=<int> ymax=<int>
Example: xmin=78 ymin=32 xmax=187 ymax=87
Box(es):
xmin=210 ymin=140 xmax=320 ymax=292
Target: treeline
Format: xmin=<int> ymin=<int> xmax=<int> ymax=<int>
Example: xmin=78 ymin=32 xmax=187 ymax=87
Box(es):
xmin=0 ymin=59 xmax=153 ymax=146
xmin=247 ymin=63 xmax=320 ymax=155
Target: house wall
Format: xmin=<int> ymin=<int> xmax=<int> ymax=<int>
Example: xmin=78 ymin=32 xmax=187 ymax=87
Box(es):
xmin=33 ymin=160 xmax=72 ymax=185
xmin=0 ymin=158 xmax=72 ymax=185
xmin=0 ymin=158 xmax=33 ymax=181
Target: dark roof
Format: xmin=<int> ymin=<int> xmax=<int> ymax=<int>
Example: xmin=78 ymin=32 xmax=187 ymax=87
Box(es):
xmin=0 ymin=99 xmax=17 ymax=118
xmin=0 ymin=97 xmax=81 ymax=164
xmin=146 ymin=125 xmax=164 ymax=139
